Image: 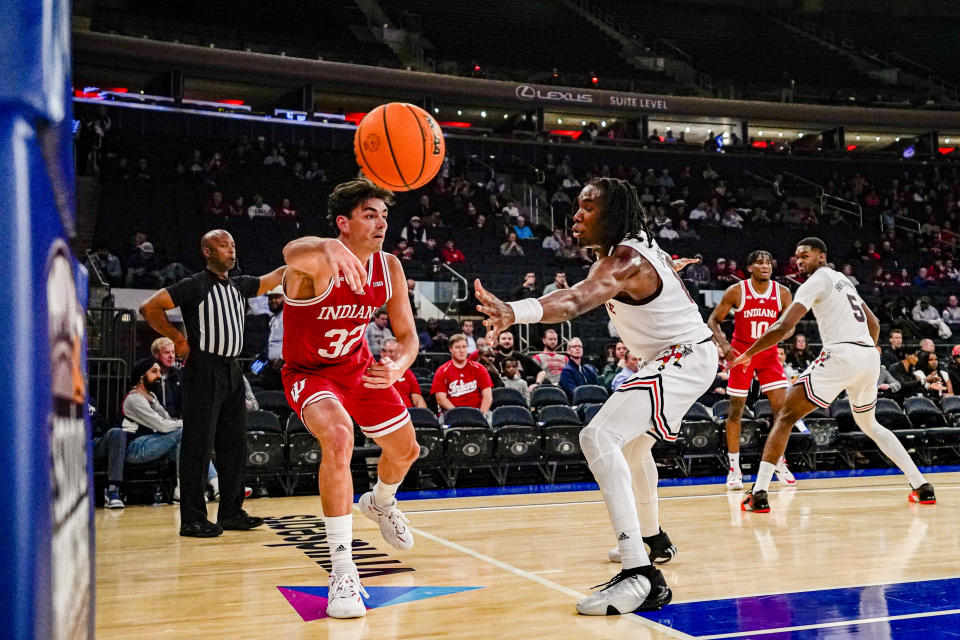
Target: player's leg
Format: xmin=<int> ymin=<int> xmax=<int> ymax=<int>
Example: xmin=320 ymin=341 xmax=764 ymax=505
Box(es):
xmin=764 ymin=386 xmax=796 ymax=485
xmin=608 ymin=434 xmax=676 ymax=564
xmin=300 ymin=398 xmax=368 ymax=618
xmin=724 ymin=395 xmax=747 ymax=489
xmin=359 ymin=419 xmax=420 ymax=551
xmin=845 ymin=353 xmax=934 ymax=503
xmin=743 ymin=385 xmax=816 ymax=512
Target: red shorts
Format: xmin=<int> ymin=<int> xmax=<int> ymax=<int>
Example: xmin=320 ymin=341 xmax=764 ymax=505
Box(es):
xmin=281 ymin=360 xmax=410 ymax=438
xmin=727 ymin=341 xmax=789 ymax=398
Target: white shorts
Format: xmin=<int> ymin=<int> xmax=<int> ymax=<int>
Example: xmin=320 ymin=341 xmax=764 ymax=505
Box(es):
xmin=795 ymin=343 xmax=879 ymax=414
xmin=591 ymin=339 xmax=718 ymax=443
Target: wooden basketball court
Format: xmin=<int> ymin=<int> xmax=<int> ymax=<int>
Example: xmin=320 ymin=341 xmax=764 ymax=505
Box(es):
xmin=95 ymin=471 xmax=960 ymax=639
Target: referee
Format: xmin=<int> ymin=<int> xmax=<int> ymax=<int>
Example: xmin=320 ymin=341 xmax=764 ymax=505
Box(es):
xmin=141 ymin=229 xmax=284 ymax=537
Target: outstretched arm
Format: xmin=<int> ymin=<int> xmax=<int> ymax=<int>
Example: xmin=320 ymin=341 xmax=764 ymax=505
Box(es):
xmin=728 ymin=301 xmax=809 ymax=369
xmin=706 ymin=284 xmax=740 ymax=364
xmin=475 ymin=245 xmax=656 ymax=338
xmin=283 ymin=236 xmax=367 ymax=294
xmin=255 ymin=266 xmax=286 ymax=295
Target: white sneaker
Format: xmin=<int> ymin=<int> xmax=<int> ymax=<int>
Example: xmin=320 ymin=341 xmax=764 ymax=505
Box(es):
xmin=726 ymin=467 xmax=744 ymax=490
xmin=326 ymin=570 xmax=368 ymax=619
xmin=774 ymin=457 xmax=796 ymax=485
xmin=576 ymin=570 xmax=652 ymax=615
xmin=607 ymin=547 xmax=621 ymax=563
xmin=358 ymin=492 xmax=414 ymax=551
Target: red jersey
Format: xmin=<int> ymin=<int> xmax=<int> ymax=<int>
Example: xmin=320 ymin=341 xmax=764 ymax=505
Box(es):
xmin=731 ymin=279 xmax=782 ymax=349
xmin=282 ymin=251 xmax=394 ymax=372
xmin=430 ymin=360 xmax=493 ymax=408
xmin=393 ymin=369 xmax=421 ymax=408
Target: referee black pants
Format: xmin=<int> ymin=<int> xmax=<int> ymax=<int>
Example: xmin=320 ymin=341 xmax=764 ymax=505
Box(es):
xmin=180 ymin=352 xmax=247 ymax=525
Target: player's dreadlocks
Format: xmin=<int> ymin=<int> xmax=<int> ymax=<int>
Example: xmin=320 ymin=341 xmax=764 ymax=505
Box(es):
xmin=587 ymin=177 xmax=652 ymax=254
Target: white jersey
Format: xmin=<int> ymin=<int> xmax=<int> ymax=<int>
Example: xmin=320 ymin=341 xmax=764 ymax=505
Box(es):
xmin=793 ymin=266 xmax=873 ymax=347
xmin=604 ymin=235 xmax=711 ymax=362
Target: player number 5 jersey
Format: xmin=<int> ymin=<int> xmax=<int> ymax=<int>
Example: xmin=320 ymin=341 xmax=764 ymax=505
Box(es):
xmin=792 ymin=267 xmax=872 ymax=347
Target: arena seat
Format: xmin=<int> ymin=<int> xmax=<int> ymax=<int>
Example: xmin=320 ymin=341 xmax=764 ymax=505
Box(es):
xmin=572 ymin=384 xmax=608 ymax=406
xmin=284 ymin=413 xmax=321 ymax=494
xmin=441 ymin=418 xmax=495 ymax=487
xmin=255 ymin=390 xmax=292 ymax=424
xmin=804 ymin=418 xmax=842 ymax=469
xmin=941 ymin=396 xmax=960 ymax=425
xmin=490 ymin=406 xmax=541 ymax=484
xmin=244 ymin=409 xmax=285 ymax=496
xmin=679 ymin=420 xmax=721 ymax=476
xmin=876 ymin=398 xmax=912 ymax=430
xmin=540 ymin=405 xmax=585 ymax=483
xmin=683 ymin=401 xmax=713 ymax=422
xmin=491 ymin=387 xmax=528 ymax=409
xmin=830 ymin=398 xmax=856 ymax=432
xmin=579 ymin=402 xmax=603 ymax=424
xmin=903 ymin=397 xmax=946 ymax=428
xmin=711 ymin=400 xmax=754 ymax=422
xmin=537 ymin=405 xmax=581 ymax=428
xmin=754 ymin=399 xmax=774 ymax=422
xmin=530 ymin=386 xmax=569 ymax=411
xmin=407 ymin=407 xmax=443 ymax=470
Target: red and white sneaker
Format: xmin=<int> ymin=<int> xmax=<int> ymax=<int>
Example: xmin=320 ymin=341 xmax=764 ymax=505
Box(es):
xmin=726 ymin=467 xmax=743 ymax=490
xmin=358 ymin=492 xmax=414 ymax=551
xmin=774 ymin=457 xmax=796 ymax=485
xmin=326 ymin=569 xmax=368 ymax=618
xmin=908 ymin=483 xmax=936 ymax=505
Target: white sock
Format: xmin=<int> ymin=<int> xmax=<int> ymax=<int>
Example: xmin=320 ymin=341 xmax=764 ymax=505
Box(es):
xmin=728 ymin=452 xmax=740 ymax=471
xmin=324 ymin=514 xmax=355 ymax=574
xmin=209 ymin=476 xmax=219 ymax=496
xmin=754 ymin=461 xmax=776 ymax=492
xmin=373 ymin=478 xmax=401 ymax=507
xmin=616 ymin=526 xmax=650 ymax=571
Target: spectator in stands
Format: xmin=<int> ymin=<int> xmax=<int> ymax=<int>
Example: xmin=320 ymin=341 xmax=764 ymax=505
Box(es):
xmin=512 ymin=215 xmax=533 ymax=240
xmin=943 ymin=295 xmax=960 ymax=331
xmin=685 ymin=254 xmax=711 ymax=288
xmin=85 ymin=246 xmax=122 ymax=286
xmin=228 ymin=195 xmax=245 ymax=218
xmin=502 ymin=199 xmax=520 ymax=221
xmin=262 ymin=147 xmax=286 ymax=169
xmin=557 ymin=235 xmax=581 ymax=263
xmin=542 ymin=228 xmax=564 ymax=253
xmin=786 ymin=333 xmax=815 ymax=371
xmin=887 ymin=348 xmax=926 ymax=403
xmin=500 ymin=357 xmax=530 ymax=404
xmin=134 ymin=157 xmax=151 ymax=181
xmin=688 ymin=201 xmax=708 ymax=225
xmin=400 ymin=215 xmax=428 ymax=244
xmin=675 ymin=220 xmax=698 ymax=241
xmin=391 ymin=239 xmax=415 ymax=261
xmin=542 ymin=271 xmax=568 ymax=295
xmin=380 ymin=338 xmax=425 ymax=408
xmin=912 ymin=297 xmax=950 ymax=339
xmin=559 ymin=337 xmax=600 ymax=396
xmin=510 ymin=272 xmax=539 ymax=301
xmin=407 ymin=279 xmax=418 ymax=316
xmin=476 ymin=345 xmax=504 ymax=388
xmin=151 ymin=337 xmax=183 ymax=418
xmin=256 ymin=286 xmax=284 ymax=390
xmin=365 ymin=310 xmax=393 ymax=358
xmin=440 ymin=239 xmax=466 ymax=264
xmin=416 ymin=237 xmax=442 ymax=263
xmin=124 ymin=242 xmax=162 ymax=288
xmin=658 ymin=220 xmax=678 ymax=240
xmin=601 ymin=341 xmax=626 ymax=389
xmin=305 ymin=160 xmax=326 ymax=182
xmin=202 ymin=191 xmax=228 ymax=217
xmin=920 ymin=338 xmax=937 ymax=355
xmin=914 ymin=352 xmax=952 ymax=398
xmin=659 ymin=168 xmax=675 ymax=190
xmin=714 ymin=258 xmax=737 ymax=285
xmin=533 ymin=329 xmax=567 ymax=385
xmin=206 ymin=151 xmax=227 ymax=179
xmin=461 ymin=319 xmax=479 ymax=354
xmin=494 ymin=330 xmax=540 ymax=382
xmin=726 ymin=259 xmax=745 ymax=280
xmin=913 ymin=267 xmax=935 ymax=290
xmin=276 ymin=198 xmax=299 ymax=226
xmin=880 ymin=330 xmax=904 ymax=368
xmin=875 ymin=348 xmax=901 ymax=400
xmin=500 ymin=231 xmax=524 ymax=257
xmin=610 ymin=350 xmax=640 ymax=391
xmin=947 ymin=345 xmax=960 ymax=393
xmin=778 ymin=345 xmax=799 ymax=382
xmin=247 ymin=193 xmax=274 ymax=219
xmin=720 ymin=209 xmax=743 ymax=229
xmin=431 ymin=334 xmax=493 ymax=413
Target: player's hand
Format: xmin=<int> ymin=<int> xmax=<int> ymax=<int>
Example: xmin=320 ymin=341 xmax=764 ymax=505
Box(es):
xmin=325 ymin=240 xmax=367 ymax=294
xmin=673 ymin=256 xmax=700 ymax=272
xmin=362 ymin=357 xmax=403 ymax=389
xmin=725 ymin=351 xmax=751 ymax=371
xmin=718 ymin=342 xmax=739 ymax=365
xmin=474 ymin=279 xmax=515 ymax=341
xmin=174 ymin=336 xmax=190 ymax=363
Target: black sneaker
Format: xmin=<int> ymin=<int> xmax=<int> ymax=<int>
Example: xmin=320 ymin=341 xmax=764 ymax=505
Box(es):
xmin=909 ymin=483 xmax=936 ymax=505
xmin=643 ymin=529 xmax=677 ymax=565
xmin=218 ymin=510 xmax=265 ymax=530
xmin=741 ymin=489 xmax=770 ymax=513
xmin=636 ymin=567 xmax=673 ymax=612
xmin=180 ymin=520 xmax=223 ymax=538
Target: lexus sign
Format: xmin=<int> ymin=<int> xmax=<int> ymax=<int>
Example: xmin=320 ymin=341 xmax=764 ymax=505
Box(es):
xmin=515 ymin=84 xmax=594 ymax=104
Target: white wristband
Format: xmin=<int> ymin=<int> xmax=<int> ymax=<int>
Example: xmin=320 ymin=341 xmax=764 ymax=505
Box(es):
xmin=508 ymin=298 xmax=544 ymax=324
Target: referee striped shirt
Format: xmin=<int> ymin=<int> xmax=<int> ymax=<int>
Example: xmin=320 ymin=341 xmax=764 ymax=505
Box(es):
xmin=166 ymin=270 xmax=260 ymax=357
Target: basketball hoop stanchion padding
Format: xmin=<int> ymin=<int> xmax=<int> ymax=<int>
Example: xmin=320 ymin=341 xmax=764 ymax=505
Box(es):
xmin=0 ymin=1 xmax=94 ymax=639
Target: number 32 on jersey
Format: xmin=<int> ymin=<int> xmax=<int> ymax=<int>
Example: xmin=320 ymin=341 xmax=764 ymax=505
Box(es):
xmin=317 ymin=325 xmax=366 ymax=358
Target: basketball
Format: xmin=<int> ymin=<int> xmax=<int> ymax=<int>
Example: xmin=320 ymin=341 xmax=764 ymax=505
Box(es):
xmin=353 ymin=102 xmax=446 ymax=192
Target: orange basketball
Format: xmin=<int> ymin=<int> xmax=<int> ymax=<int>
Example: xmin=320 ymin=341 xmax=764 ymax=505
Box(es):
xmin=353 ymin=102 xmax=446 ymax=192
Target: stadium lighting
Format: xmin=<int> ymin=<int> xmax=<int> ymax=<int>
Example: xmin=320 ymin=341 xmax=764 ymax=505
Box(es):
xmin=778 ymin=132 xmax=783 ymax=137
xmin=758 ymin=130 xmax=763 ymax=135
xmin=557 ymin=118 xmax=563 ymax=124
xmin=601 ymin=120 xmax=607 ymax=127
xmin=480 ymin=111 xmax=486 ymax=118
xmin=798 ymin=133 xmax=804 ymax=138
xmin=947 ymin=138 xmax=952 ymax=143
xmin=685 ymin=126 xmax=690 ymax=132
xmin=503 ymin=113 xmax=509 ymax=119
xmin=895 ymin=137 xmax=900 ymax=141
xmin=856 ymin=136 xmax=861 ymax=140
xmin=581 ymin=120 xmax=586 ymax=126
xmin=433 ymin=107 xmax=439 ymax=114
xmin=875 ymin=136 xmax=880 ymax=141
xmin=902 ymin=146 xmax=916 ymax=159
